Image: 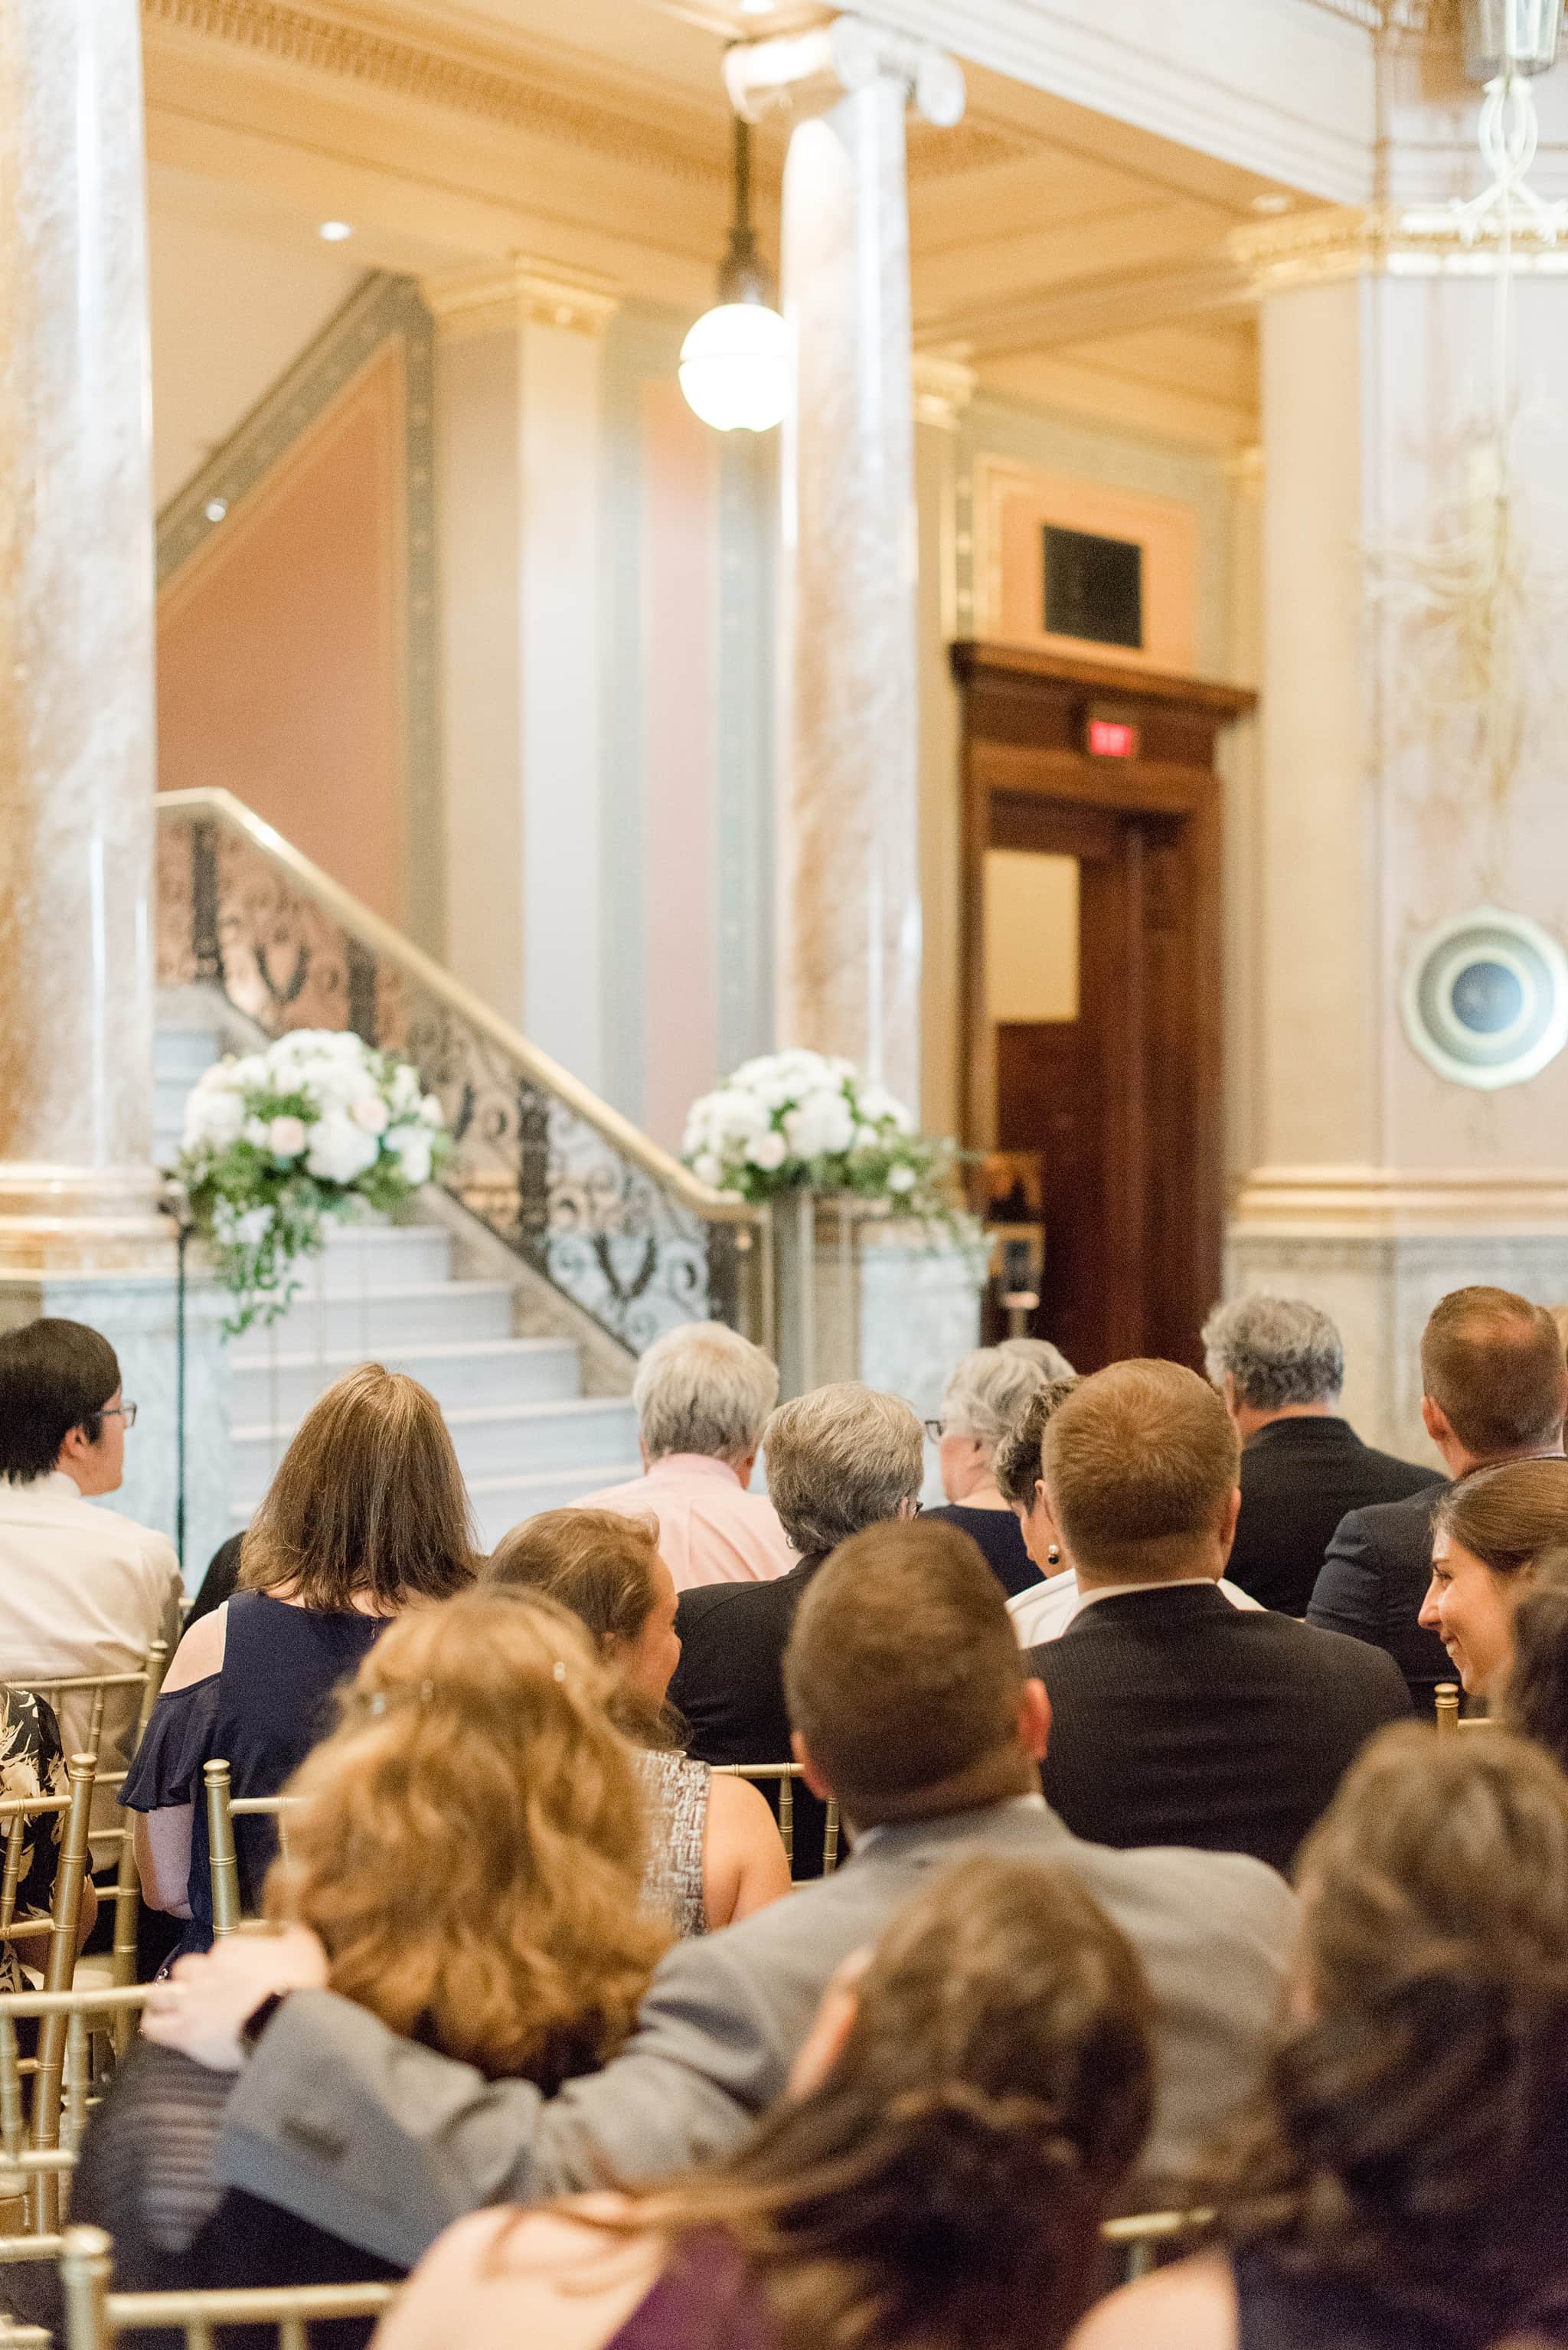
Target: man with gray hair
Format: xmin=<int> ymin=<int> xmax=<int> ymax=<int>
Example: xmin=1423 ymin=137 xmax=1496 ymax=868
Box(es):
xmin=572 ymin=1321 xmax=792 ymax=1591
xmin=667 ymin=1381 xmax=924 ymax=1876
xmin=1202 ymin=1295 xmax=1440 ymax=1616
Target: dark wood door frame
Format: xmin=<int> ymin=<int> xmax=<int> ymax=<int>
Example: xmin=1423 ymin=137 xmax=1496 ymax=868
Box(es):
xmin=952 ymin=641 xmax=1255 ymax=1369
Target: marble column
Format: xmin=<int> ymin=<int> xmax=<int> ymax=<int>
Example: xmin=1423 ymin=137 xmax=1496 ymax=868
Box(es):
xmin=0 ymin=0 xmax=164 ymax=1268
xmin=726 ymin=21 xmax=965 ymax=1117
xmin=913 ymin=355 xmax=976 ymax=1140
xmin=425 ymin=260 xmax=620 ymax=1093
xmin=1226 ymin=200 xmax=1568 ymax=1454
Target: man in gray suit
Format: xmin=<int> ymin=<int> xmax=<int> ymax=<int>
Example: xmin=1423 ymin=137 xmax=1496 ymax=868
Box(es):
xmin=145 ymin=1518 xmax=1298 ymax=2267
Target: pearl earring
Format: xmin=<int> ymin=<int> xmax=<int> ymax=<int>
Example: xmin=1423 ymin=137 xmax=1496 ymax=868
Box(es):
xmin=1047 ymin=1544 xmax=1060 ymax=1566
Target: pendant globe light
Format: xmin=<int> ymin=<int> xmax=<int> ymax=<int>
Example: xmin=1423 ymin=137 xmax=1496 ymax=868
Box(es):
xmin=679 ymin=117 xmax=789 ymax=434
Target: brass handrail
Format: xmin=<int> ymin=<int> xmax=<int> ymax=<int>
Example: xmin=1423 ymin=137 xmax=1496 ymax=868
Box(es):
xmin=155 ymin=789 xmax=759 ymax=1229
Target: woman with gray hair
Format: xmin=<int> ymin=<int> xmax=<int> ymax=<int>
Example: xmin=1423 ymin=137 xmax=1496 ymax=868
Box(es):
xmin=923 ymin=1346 xmax=1055 ymax=1597
xmin=668 ymin=1383 xmax=925 ymax=1879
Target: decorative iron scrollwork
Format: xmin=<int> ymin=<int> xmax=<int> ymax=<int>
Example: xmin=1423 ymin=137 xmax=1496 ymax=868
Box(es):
xmin=155 ymin=802 xmax=766 ymax=1356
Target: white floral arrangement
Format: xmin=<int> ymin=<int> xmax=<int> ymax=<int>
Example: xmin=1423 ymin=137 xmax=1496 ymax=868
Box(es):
xmin=681 ymin=1050 xmax=956 ymax=1216
xmin=180 ymin=1028 xmax=449 ymax=1333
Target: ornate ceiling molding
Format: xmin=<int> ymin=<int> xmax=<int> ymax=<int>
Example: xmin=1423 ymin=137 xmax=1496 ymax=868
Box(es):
xmin=144 ymin=0 xmax=1040 ymax=187
xmin=1233 ymin=200 xmax=1568 ymax=287
xmin=423 ymin=257 xmax=622 ymax=338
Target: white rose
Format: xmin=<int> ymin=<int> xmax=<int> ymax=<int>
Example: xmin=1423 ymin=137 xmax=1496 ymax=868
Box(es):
xmin=418 ymin=1093 xmax=446 ymax=1129
xmin=184 ymin=1087 xmax=246 ymax=1152
xmin=783 ymin=1088 xmax=855 ymax=1161
xmin=244 ymin=1116 xmax=270 ymax=1149
xmin=305 ymin=1114 xmax=381 ymax=1185
xmin=390 ymin=1064 xmax=421 ymax=1112
xmin=227 ymin=1054 xmax=268 ymax=1090
xmin=887 ymin=1162 xmax=918 ymax=1194
xmin=692 ymin=1151 xmax=724 ymax=1186
xmin=387 ymin=1126 xmax=433 ymax=1187
xmin=857 ymin=1083 xmax=913 ymax=1133
xmin=268 ymin=1116 xmax=308 ymax=1159
xmin=709 ymin=1089 xmax=769 ymax=1142
xmin=350 ymin=1093 xmax=390 ymax=1135
xmin=746 ymin=1131 xmax=789 ymax=1172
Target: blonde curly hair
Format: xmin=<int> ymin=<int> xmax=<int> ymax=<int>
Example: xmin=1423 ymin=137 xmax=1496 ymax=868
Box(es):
xmin=264 ymin=1589 xmax=671 ymax=2086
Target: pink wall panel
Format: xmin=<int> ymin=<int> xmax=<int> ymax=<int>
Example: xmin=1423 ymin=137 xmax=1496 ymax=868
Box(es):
xmin=156 ymin=348 xmax=407 ymax=925
xmin=639 ymin=381 xmax=719 ymax=1151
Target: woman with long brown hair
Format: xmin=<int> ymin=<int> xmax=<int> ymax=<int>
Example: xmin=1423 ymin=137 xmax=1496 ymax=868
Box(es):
xmin=1417 ymin=1455 xmax=1568 ymax=1699
xmin=485 ymin=1508 xmax=789 ymax=1933
xmin=1070 ymin=1723 xmax=1568 ymax=2350
xmin=124 ymin=1363 xmax=477 ymax=1954
xmin=374 ymin=1853 xmax=1155 ymax=2350
xmin=74 ymin=1591 xmax=671 ymax=2335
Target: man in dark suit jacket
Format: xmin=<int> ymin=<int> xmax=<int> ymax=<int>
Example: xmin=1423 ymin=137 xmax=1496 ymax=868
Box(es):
xmin=1027 ymin=1356 xmax=1411 ymax=1876
xmin=668 ymin=1379 xmax=926 ymax=1874
xmin=1308 ymin=1286 xmax=1568 ymax=1711
xmin=1201 ymin=1295 xmax=1442 ymax=1616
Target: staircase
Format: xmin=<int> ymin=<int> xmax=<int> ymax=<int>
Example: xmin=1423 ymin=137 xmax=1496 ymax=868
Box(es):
xmin=155 ymin=1002 xmax=642 ymax=1554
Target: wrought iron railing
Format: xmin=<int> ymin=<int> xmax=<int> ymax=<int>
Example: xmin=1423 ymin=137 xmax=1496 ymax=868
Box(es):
xmin=155 ymin=790 xmax=772 ymax=1357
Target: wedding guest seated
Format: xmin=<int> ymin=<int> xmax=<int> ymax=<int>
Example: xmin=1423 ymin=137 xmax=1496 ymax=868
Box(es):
xmin=374 ymin=1853 xmax=1155 ymax=2350
xmin=485 ymin=1508 xmax=790 ymax=1933
xmin=0 ymin=1688 xmax=96 ymax=1988
xmin=1204 ymin=1295 xmax=1440 ymax=1616
xmin=1501 ymin=1545 xmax=1568 ymax=1768
xmin=998 ymin=1334 xmax=1076 ymax=1380
xmin=0 ymin=1320 xmax=182 ymax=1857
xmin=1027 ymin=1361 xmax=1411 ymax=1875
xmin=1001 ymin=1380 xmax=1261 ymax=1648
xmin=185 ymin=1531 xmax=245 ymax=1629
xmin=570 ymin=1323 xmax=792 ymax=1590
xmin=922 ymin=1346 xmax=1057 ymax=1597
xmin=122 ymin=1364 xmax=477 ymax=1955
xmin=72 ymin=1593 xmax=670 ymax=2344
xmin=1309 ymin=1286 xmax=1566 ymax=1711
xmin=142 ymin=1518 xmax=1298 ymax=2257
xmin=1068 ymin=1724 xmax=1568 ymax=2350
xmin=1417 ymin=1456 xmax=1568 ymax=1701
xmin=666 ymin=1381 xmax=926 ymax=1876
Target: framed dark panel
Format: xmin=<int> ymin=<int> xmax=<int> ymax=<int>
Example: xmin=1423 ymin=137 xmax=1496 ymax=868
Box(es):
xmin=1043 ymin=525 xmax=1144 ymax=650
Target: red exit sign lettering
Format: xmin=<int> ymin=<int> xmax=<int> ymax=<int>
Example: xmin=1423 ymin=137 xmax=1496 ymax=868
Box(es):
xmin=1086 ymin=717 xmax=1139 ymax=760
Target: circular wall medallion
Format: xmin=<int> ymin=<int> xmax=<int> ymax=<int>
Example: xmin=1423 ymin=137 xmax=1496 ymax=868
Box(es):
xmin=1401 ymin=907 xmax=1568 ymax=1090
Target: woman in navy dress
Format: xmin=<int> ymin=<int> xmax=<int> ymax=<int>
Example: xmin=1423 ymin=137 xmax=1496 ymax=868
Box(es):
xmin=123 ymin=1362 xmax=477 ymax=1954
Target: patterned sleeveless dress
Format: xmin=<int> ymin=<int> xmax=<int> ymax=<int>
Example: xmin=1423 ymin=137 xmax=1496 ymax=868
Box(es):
xmin=635 ymin=1750 xmax=711 ymax=1938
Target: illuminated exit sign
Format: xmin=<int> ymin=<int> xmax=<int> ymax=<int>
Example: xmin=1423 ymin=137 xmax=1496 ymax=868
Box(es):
xmin=1086 ymin=714 xmax=1140 ymax=760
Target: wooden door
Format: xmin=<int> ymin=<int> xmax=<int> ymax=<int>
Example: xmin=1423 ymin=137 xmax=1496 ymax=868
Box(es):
xmin=954 ymin=643 xmax=1250 ymax=1374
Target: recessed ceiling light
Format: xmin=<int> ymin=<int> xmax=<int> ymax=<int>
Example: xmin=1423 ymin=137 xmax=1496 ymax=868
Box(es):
xmin=1250 ymin=191 xmax=1293 ymax=215
xmin=318 ymin=221 xmax=354 ymax=242
xmin=738 ymin=0 xmax=774 ymax=14
xmin=204 ymin=498 xmax=228 ymax=523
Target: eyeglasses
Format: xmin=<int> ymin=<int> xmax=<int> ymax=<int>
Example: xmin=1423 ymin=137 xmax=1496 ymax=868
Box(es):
xmin=99 ymin=1402 xmax=138 ymax=1430
xmin=923 ymin=1417 xmax=946 ymax=1443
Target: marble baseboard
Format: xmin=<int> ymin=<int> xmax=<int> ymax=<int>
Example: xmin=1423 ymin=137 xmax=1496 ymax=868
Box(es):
xmin=1224 ymin=1227 xmax=1568 ymax=1461
xmin=0 ymin=1267 xmax=232 ymax=1591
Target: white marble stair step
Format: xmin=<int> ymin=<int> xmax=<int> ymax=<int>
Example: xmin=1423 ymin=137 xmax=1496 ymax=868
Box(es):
xmin=463 ymin=1464 xmax=645 ymax=1551
xmin=231 ymin=1399 xmax=639 ymax=1512
xmin=229 ymin=1336 xmax=583 ymax=1424
xmin=286 ymin=1223 xmax=456 ymax=1289
xmin=227 ymin=1278 xmax=514 ymax=1353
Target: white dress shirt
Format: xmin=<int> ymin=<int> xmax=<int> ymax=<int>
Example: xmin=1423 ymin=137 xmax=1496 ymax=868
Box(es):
xmin=0 ymin=1472 xmax=183 ymax=1849
xmin=1008 ymin=1570 xmax=1264 ymax=1649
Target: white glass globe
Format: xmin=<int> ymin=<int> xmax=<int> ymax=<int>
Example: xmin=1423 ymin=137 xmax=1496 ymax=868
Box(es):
xmin=678 ymin=302 xmax=789 ymax=433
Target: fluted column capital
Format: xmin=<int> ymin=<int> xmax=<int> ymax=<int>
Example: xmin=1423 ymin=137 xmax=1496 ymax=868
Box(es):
xmin=724 ymin=14 xmax=965 ymax=130
xmin=1232 ymin=201 xmax=1568 ymax=291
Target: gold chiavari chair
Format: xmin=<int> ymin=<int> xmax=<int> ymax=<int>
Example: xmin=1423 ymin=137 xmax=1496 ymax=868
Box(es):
xmin=1102 ymin=2207 xmax=1214 ymax=2283
xmin=6 ymin=1647 xmax=171 ymax=2025
xmin=1435 ymin=1682 xmax=1461 ymax=1737
xmin=203 ymin=1766 xmax=302 ymax=1940
xmin=0 ymin=1759 xmax=100 ymax=2234
xmin=58 ymin=2224 xmax=397 ymax=2350
xmin=709 ymin=1763 xmax=841 ymax=1880
xmin=0 ymin=1984 xmax=156 ymax=2241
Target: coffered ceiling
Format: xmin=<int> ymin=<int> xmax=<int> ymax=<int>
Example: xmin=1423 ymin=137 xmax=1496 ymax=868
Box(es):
xmin=143 ymin=0 xmax=1304 ymax=454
